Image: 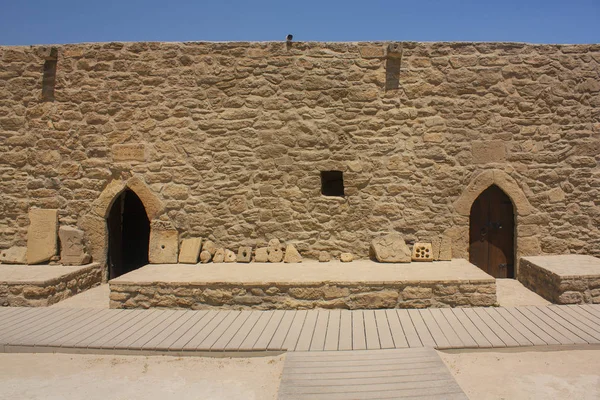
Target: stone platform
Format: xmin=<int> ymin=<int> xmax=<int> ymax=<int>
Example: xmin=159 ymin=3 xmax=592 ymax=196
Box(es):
xmin=519 ymin=255 xmax=600 ymax=305
xmin=109 ymin=259 xmax=496 ymax=310
xmin=0 ymin=263 xmax=102 ymax=307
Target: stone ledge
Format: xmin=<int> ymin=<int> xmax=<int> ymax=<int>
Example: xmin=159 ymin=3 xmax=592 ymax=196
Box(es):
xmin=518 ymin=255 xmax=600 ymax=304
xmin=109 ymin=260 xmax=497 ymax=310
xmin=0 ymin=263 xmax=102 ymax=307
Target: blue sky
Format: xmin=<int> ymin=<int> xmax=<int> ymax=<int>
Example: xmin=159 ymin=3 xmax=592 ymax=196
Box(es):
xmin=0 ymin=0 xmax=598 ymax=45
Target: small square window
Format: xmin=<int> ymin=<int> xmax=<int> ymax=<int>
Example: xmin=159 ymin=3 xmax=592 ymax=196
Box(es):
xmin=321 ymin=171 xmax=344 ymax=197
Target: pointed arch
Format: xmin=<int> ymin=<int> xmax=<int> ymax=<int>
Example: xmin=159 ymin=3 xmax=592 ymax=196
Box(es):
xmin=79 ymin=176 xmax=165 ymax=280
xmin=454 ymin=169 xmax=535 ymax=217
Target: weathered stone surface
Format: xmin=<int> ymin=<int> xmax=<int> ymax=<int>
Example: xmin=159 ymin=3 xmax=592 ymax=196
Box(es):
xmin=224 ymin=249 xmax=236 ymax=263
xmin=319 ymin=251 xmax=331 ymax=262
xmin=237 ymin=246 xmax=252 ymax=263
xmin=199 ymin=250 xmax=212 ymax=263
xmin=370 ymin=234 xmax=411 ymax=263
xmin=1 ymin=263 xmax=102 ymax=307
xmin=412 ymin=243 xmax=433 ymax=262
xmin=213 ymin=248 xmax=225 ymax=263
xmin=439 ymin=235 xmax=452 ymax=261
xmin=283 ymin=244 xmax=302 ymax=263
xmin=255 ymin=247 xmax=269 ymax=262
xmin=359 ymin=45 xmax=385 ymax=59
xmin=268 ymin=239 xmax=282 ymax=250
xmin=349 ymin=290 xmax=398 ymax=309
xmin=202 ymin=240 xmax=218 ymax=256
xmin=519 ymin=255 xmax=600 ymax=305
xmin=148 ymin=229 xmax=178 ymax=264
xmin=112 ymin=143 xmax=146 ymax=162
xmin=268 ymin=247 xmax=283 ymax=263
xmin=0 ymin=246 xmax=27 ymax=264
xmin=472 ymin=140 xmax=506 ymax=164
xmin=59 ymin=226 xmax=91 ymax=266
xmin=178 ymin=238 xmax=202 ymax=264
xmin=340 ymin=253 xmax=353 ymax=262
xmin=0 ymin=42 xmax=598 ymax=265
xmin=26 ymin=209 xmax=59 ymax=265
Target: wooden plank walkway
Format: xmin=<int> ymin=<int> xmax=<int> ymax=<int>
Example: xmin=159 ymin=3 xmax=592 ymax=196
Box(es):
xmin=277 ymin=348 xmax=468 ymax=400
xmin=0 ymin=305 xmax=599 ymax=354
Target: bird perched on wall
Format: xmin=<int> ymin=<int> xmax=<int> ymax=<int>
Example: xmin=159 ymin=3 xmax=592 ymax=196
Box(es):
xmin=286 ymin=34 xmax=293 ymax=42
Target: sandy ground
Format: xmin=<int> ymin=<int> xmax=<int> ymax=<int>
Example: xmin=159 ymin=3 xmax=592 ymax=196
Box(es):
xmin=0 ymin=353 xmax=284 ymax=400
xmin=495 ymin=278 xmax=550 ymax=307
xmin=439 ymin=347 xmax=600 ymax=400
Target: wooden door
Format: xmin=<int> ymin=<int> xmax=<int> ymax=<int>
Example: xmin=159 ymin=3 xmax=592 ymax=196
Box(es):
xmin=469 ymin=185 xmax=515 ymax=278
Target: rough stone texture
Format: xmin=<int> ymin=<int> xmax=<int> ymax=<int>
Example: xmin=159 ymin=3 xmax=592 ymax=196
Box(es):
xmin=370 ymin=233 xmax=412 ymax=263
xmin=58 ymin=226 xmax=91 ymax=265
xmin=202 ymin=240 xmax=218 ymax=256
xmin=178 ymin=238 xmax=202 ymax=264
xmin=267 ymin=248 xmax=284 ymax=263
xmin=148 ymin=229 xmax=178 ymax=264
xmin=26 ymin=209 xmax=59 ymax=265
xmin=0 ymin=246 xmax=27 ymax=264
xmin=255 ymin=247 xmax=269 ymax=262
xmin=319 ymin=251 xmax=331 ymax=262
xmin=224 ymin=249 xmax=236 ymax=263
xmin=283 ymin=244 xmax=302 ymax=263
xmin=237 ymin=246 xmax=252 ymax=263
xmin=109 ymin=279 xmax=496 ymax=310
xmin=340 ymin=253 xmax=353 ymax=262
xmin=0 ymin=263 xmax=102 ymax=307
xmin=0 ymin=42 xmax=599 ymax=275
xmin=213 ymin=248 xmax=225 ymax=263
xmin=518 ymin=255 xmax=600 ymax=304
xmin=199 ymin=250 xmax=212 ymax=263
xmin=412 ymin=243 xmax=434 ymax=262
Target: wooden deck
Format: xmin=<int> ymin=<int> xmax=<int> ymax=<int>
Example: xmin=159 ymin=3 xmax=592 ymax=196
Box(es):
xmin=278 ymin=348 xmax=468 ymax=400
xmin=0 ymin=305 xmax=599 ymax=354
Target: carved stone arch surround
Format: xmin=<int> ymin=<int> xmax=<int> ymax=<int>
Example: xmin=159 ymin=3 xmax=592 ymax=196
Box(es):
xmin=79 ymin=176 xmax=166 ymax=280
xmin=451 ymin=169 xmax=537 ymax=276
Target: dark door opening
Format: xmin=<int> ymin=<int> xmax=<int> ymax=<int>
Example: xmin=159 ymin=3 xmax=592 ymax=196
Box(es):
xmin=107 ymin=189 xmax=150 ymax=279
xmin=469 ymin=185 xmax=515 ymax=278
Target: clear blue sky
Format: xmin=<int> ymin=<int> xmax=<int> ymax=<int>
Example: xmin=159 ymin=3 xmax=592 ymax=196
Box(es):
xmin=1 ymin=0 xmax=598 ymax=45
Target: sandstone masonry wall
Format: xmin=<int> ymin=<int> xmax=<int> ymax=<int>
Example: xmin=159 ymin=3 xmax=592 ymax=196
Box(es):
xmin=109 ymin=280 xmax=497 ymax=310
xmin=0 ymin=41 xmax=599 ymax=270
xmin=0 ymin=263 xmax=102 ymax=306
xmin=518 ymin=257 xmax=600 ymax=304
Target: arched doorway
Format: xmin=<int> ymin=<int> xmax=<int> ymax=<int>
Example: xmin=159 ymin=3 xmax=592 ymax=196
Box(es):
xmin=469 ymin=185 xmax=515 ymax=278
xmin=107 ymin=189 xmax=150 ymax=279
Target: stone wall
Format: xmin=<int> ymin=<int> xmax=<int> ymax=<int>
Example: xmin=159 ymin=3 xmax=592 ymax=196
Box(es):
xmin=0 ymin=263 xmax=102 ymax=307
xmin=109 ymin=280 xmax=497 ymax=310
xmin=518 ymin=257 xmax=600 ymax=304
xmin=1 ymin=41 xmax=599 ymax=272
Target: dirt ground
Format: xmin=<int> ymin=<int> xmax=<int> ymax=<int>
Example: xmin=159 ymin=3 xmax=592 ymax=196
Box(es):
xmin=439 ymin=347 xmax=600 ymax=400
xmin=0 ymin=353 xmax=285 ymax=400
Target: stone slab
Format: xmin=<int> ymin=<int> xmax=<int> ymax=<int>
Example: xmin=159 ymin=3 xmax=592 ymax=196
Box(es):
xmin=521 ymin=255 xmax=600 ymax=277
xmin=112 ymin=143 xmax=146 ymax=162
xmin=111 ymin=259 xmax=492 ymax=286
xmin=148 ymin=229 xmax=178 ymax=264
xmin=108 ymin=259 xmax=497 ymax=310
xmin=59 ymin=226 xmax=90 ymax=266
xmin=0 ymin=247 xmax=27 ymax=264
xmin=26 ymin=209 xmax=58 ymax=265
xmin=0 ymin=263 xmax=102 ymax=307
xmin=518 ymin=255 xmax=600 ymax=305
xmin=178 ymin=238 xmax=202 ymax=264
